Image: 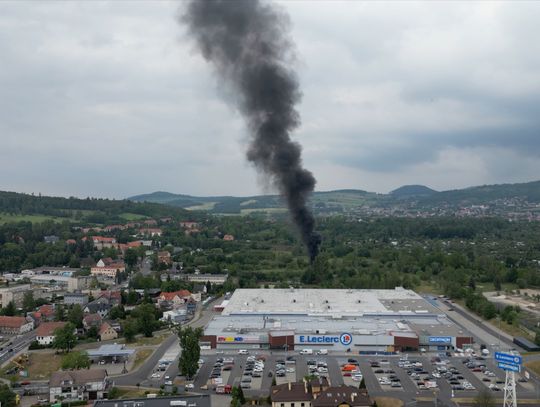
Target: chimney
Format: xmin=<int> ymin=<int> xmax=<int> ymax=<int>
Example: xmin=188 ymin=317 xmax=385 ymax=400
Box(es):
xmin=288 ymin=382 xmax=291 ymax=391
xmin=304 ymin=381 xmax=308 ymax=394
xmin=351 ymin=393 xmax=356 ymax=403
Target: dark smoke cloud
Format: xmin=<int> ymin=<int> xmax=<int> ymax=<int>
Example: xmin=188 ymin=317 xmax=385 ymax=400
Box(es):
xmin=182 ymin=0 xmax=321 ymax=261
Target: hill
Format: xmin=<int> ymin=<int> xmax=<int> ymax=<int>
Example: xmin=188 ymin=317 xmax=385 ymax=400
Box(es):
xmin=390 ymin=185 xmax=437 ymax=197
xmin=0 ymin=190 xmax=189 ymax=225
xmin=419 ymin=180 xmax=540 ymax=206
xmin=129 ymin=180 xmax=540 ymax=216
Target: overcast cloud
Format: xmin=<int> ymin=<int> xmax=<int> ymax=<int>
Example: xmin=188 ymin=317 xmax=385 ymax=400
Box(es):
xmin=1 ymin=1 xmax=540 ymax=199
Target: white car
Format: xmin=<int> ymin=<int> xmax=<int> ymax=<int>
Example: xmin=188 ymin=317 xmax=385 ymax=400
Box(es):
xmin=185 ymin=384 xmax=195 ymax=390
xmin=164 ymin=380 xmax=173 ymax=386
xmin=238 ymin=350 xmax=249 ymax=355
xmin=151 ymin=373 xmax=160 ymax=379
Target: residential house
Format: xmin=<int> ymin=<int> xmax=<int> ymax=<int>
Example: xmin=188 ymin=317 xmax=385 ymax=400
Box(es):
xmin=271 ymin=382 xmax=313 ymax=407
xmin=84 ymin=301 xmax=112 ymax=319
xmin=161 ymin=309 xmax=187 ymax=325
xmin=49 ymin=369 xmax=108 ymax=403
xmin=157 ymin=251 xmax=172 ymax=265
xmin=179 ymin=221 xmax=199 ymax=229
xmin=126 ymin=241 xmax=144 ymax=249
xmin=103 ymin=225 xmax=126 ymax=232
xmin=223 ymin=234 xmax=235 ymax=241
xmin=64 ymin=293 xmax=89 ymax=306
xmin=143 ymin=219 xmax=158 ymax=226
xmin=44 ymin=235 xmax=59 ymax=244
xmin=36 ymin=304 xmax=56 ymax=321
xmin=271 ymin=383 xmax=372 ymax=407
xmin=185 ymin=273 xmax=228 ymax=285
xmin=138 ymin=228 xmax=162 ymax=237
xmin=66 ymin=239 xmax=77 ymax=245
xmin=91 ymin=259 xmax=125 ymax=280
xmin=86 ymin=236 xmax=117 ymax=250
xmin=95 ymin=290 xmax=122 ymax=306
xmin=83 ymin=314 xmax=102 ymax=331
xmin=36 ymin=321 xmax=66 ymax=346
xmin=0 ymin=316 xmax=34 ymax=334
xmin=157 ymin=290 xmax=193 ymax=309
xmin=98 ymin=322 xmax=118 ymax=341
xmin=311 ymin=385 xmax=372 ymax=407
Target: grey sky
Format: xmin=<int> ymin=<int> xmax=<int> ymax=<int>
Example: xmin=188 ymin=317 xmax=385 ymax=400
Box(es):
xmin=1 ymin=1 xmax=539 ymax=199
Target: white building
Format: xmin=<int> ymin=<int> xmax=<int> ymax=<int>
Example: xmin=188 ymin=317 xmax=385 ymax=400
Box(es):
xmin=49 ymin=369 xmax=108 ymax=402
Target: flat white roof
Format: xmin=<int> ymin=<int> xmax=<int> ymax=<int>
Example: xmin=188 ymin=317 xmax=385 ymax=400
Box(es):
xmin=222 ymin=288 xmax=423 ymax=317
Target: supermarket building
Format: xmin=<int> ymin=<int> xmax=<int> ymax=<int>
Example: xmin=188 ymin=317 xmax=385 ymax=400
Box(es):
xmin=202 ymin=288 xmax=473 ymax=352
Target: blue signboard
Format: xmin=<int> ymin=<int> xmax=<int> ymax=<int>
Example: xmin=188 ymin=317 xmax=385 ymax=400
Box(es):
xmin=495 ymin=352 xmax=522 ymax=365
xmin=429 ymin=336 xmax=452 ymax=344
xmin=498 ymin=362 xmax=521 ymax=372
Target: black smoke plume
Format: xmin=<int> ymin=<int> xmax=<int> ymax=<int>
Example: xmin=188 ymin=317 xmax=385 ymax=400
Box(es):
xmin=182 ymin=0 xmax=321 ymax=261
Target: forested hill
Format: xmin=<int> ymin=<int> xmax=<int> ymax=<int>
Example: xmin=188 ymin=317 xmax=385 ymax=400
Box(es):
xmin=0 ymin=190 xmax=189 ymax=224
xmin=129 ymin=180 xmax=540 ymax=215
xmin=418 ymin=180 xmax=540 ymax=205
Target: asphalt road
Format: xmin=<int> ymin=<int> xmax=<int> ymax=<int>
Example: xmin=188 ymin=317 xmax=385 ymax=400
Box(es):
xmin=112 ymin=296 xmax=222 ymax=387
xmin=0 ymin=331 xmax=37 ymax=367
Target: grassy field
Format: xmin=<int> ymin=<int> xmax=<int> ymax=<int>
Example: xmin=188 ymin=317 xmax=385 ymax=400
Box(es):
xmin=525 ymin=360 xmax=540 ymax=376
xmin=110 ymin=387 xmax=149 ymax=399
xmin=0 ymin=213 xmax=68 ymax=224
xmin=185 ymin=202 xmax=216 ymax=211
xmin=119 ymin=212 xmax=149 ymax=221
xmin=2 ymin=352 xmax=62 ymax=381
xmin=133 ymin=349 xmax=154 ymax=369
xmin=126 ymin=333 xmax=169 ymax=347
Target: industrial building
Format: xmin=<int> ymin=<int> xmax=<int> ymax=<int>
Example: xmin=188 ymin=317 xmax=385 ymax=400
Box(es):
xmin=202 ymin=288 xmax=473 ymax=352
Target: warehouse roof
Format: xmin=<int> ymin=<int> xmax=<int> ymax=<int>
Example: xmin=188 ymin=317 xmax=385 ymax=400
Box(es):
xmin=222 ymin=288 xmax=424 ymax=316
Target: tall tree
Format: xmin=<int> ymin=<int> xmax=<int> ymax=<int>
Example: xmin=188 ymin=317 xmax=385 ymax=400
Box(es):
xmin=22 ymin=291 xmax=35 ymax=313
xmin=2 ymin=301 xmax=16 ymax=316
xmin=55 ymin=304 xmax=66 ymax=322
xmin=0 ymin=383 xmax=16 ymax=407
xmin=122 ymin=318 xmax=138 ymax=343
xmin=177 ymin=326 xmax=203 ymax=379
xmin=61 ymin=351 xmax=90 ymax=370
xmin=67 ymin=304 xmax=84 ymax=329
xmin=52 ymin=323 xmax=77 ymax=353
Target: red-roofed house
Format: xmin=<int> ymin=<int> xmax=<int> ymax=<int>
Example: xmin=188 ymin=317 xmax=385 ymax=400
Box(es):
xmin=66 ymin=239 xmax=77 ymax=245
xmin=37 ymin=304 xmax=56 ymax=322
xmin=96 ymin=290 xmax=122 ymax=306
xmin=36 ymin=321 xmax=66 ymax=345
xmin=91 ymin=259 xmax=125 ymax=279
xmin=0 ymin=316 xmax=34 ymax=334
xmin=99 ymin=322 xmax=118 ymax=341
xmin=103 ymin=225 xmax=126 ymax=232
xmin=223 ymin=234 xmax=235 ymax=241
xmin=143 ymin=219 xmax=158 ymax=226
xmin=179 ymin=221 xmax=199 ymax=229
xmin=127 ymin=241 xmax=143 ymax=248
xmin=82 ymin=313 xmax=102 ymax=331
xmin=157 ymin=290 xmax=192 ymax=308
xmin=138 ymin=228 xmax=162 ymax=237
xmin=91 ymin=236 xmax=117 ymax=249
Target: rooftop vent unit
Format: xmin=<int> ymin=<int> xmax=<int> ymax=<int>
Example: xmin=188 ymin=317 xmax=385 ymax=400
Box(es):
xmin=293 ymin=299 xmax=296 ymax=303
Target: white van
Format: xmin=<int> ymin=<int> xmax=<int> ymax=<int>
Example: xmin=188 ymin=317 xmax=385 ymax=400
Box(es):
xmin=300 ymin=349 xmax=313 ymax=355
xmin=317 ymin=349 xmax=328 ymax=355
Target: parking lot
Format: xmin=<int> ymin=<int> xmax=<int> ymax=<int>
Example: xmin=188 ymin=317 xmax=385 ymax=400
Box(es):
xmin=192 ymin=349 xmax=538 ymax=401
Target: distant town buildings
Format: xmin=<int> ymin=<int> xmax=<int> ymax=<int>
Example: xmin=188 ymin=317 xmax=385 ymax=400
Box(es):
xmin=91 ymin=258 xmax=125 ymax=279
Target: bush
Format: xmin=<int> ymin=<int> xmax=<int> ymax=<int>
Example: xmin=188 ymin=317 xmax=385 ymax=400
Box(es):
xmin=28 ymin=341 xmax=46 ymax=350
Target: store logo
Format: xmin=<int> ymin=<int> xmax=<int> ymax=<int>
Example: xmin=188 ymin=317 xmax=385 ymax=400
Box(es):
xmin=340 ymin=333 xmax=352 ymax=346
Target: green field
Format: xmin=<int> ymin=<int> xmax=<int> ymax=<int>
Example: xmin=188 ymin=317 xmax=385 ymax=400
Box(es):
xmin=119 ymin=212 xmax=149 ymax=221
xmin=186 ymin=202 xmax=216 ymax=211
xmin=0 ymin=213 xmax=68 ymax=224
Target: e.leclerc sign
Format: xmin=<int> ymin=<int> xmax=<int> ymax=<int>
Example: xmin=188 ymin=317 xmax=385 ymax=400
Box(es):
xmin=497 ymin=362 xmax=521 ymax=372
xmin=298 ymin=333 xmax=353 ymax=346
xmin=428 ymin=336 xmax=452 ymax=344
xmin=494 ymin=352 xmax=522 ymax=365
